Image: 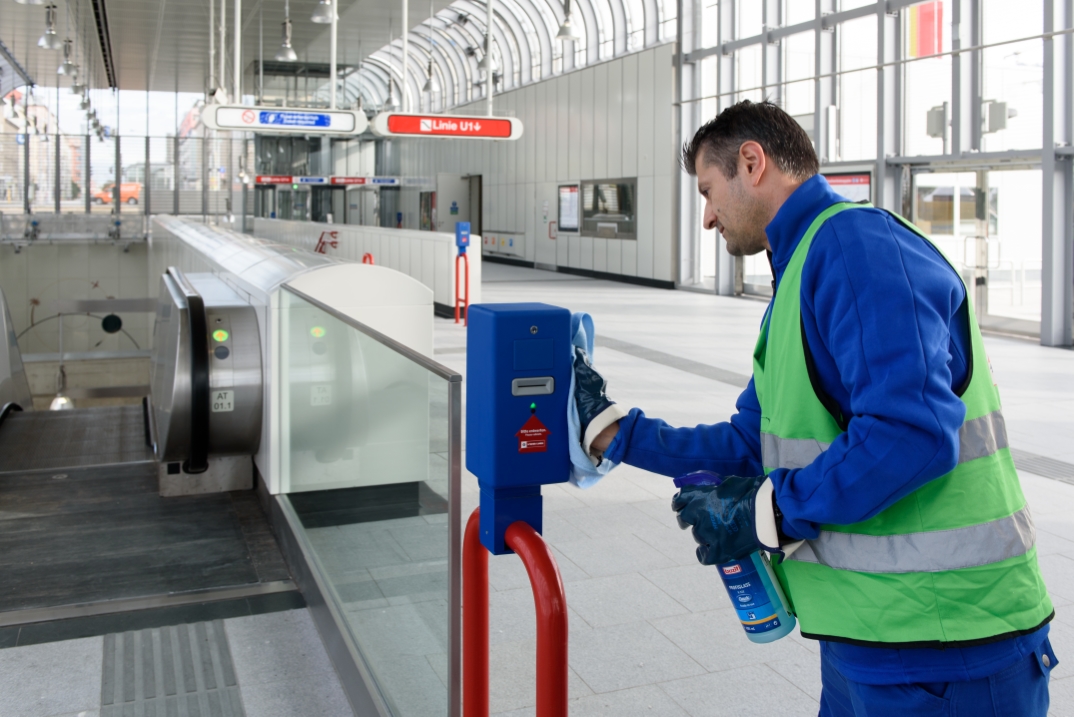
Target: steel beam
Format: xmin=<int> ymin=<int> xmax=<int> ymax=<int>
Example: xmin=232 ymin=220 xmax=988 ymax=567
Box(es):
xmin=815 ymin=0 xmax=837 ymax=164
xmin=714 ymin=0 xmax=736 ymax=295
xmin=1041 ymin=0 xmax=1074 ymax=346
xmin=875 ymin=4 xmax=899 ymax=210
xmin=762 ymin=0 xmax=783 ymax=106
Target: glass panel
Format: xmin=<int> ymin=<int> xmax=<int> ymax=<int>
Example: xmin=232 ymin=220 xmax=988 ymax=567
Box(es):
xmin=981 ymin=39 xmax=1043 ymax=152
xmin=784 ymin=32 xmax=815 ymax=118
xmin=280 ymin=288 xmax=453 ymax=717
xmin=902 ymin=0 xmax=952 ymax=156
xmin=984 ymin=169 xmax=1041 ymax=323
xmin=736 ymin=45 xmax=763 ymax=102
xmin=0 ymin=134 xmax=24 ymax=212
xmin=737 ymin=0 xmax=763 ymax=39
xmin=839 ymin=68 xmax=877 ymax=160
xmin=786 ymin=0 xmax=814 ymax=25
xmin=90 ymin=135 xmax=116 ymax=214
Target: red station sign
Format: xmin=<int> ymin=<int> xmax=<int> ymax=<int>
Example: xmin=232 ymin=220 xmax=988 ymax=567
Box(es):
xmin=330 ymin=177 xmax=367 ymax=185
xmin=256 ymin=175 xmax=293 ymax=184
xmin=371 ymin=113 xmax=523 ymax=140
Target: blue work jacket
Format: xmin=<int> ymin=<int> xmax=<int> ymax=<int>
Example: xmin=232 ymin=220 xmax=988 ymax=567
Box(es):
xmin=605 ymin=174 xmax=1047 ymax=684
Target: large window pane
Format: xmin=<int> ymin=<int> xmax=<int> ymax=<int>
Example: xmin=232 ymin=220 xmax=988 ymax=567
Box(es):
xmin=981 ymin=40 xmax=1043 ymax=152
xmin=902 ymin=0 xmax=952 ymax=156
xmin=839 ymin=68 xmax=877 ymax=160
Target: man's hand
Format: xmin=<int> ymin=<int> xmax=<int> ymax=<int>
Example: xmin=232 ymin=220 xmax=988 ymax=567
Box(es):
xmin=573 ymin=346 xmax=628 ymax=461
xmin=671 ymin=475 xmax=782 ymax=565
xmin=589 ymin=421 xmax=620 ymax=457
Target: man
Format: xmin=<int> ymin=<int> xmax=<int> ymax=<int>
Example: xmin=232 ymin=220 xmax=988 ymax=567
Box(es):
xmin=577 ymin=101 xmax=1057 ymax=715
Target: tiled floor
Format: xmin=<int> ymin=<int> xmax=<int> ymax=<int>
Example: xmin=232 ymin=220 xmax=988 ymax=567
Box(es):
xmin=430 ymin=262 xmax=1074 ymax=717
xmin=0 ymin=608 xmax=350 ymax=717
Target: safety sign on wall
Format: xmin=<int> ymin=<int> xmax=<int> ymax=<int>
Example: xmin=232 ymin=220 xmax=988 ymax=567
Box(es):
xmin=371 ymin=112 xmax=524 ymax=140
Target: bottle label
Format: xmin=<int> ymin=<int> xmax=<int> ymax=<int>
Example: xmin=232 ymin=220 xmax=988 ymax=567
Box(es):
xmin=718 ymin=559 xmax=782 ymax=633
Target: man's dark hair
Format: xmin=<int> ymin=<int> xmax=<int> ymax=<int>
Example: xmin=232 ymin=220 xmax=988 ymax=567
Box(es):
xmin=681 ymin=100 xmax=819 ymax=181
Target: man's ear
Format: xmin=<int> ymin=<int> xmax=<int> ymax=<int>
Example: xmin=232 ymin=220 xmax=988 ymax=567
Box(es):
xmin=738 ymin=141 xmax=766 ymax=187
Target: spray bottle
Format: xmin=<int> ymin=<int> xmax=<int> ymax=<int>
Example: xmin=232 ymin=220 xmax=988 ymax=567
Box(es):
xmin=674 ymin=471 xmax=796 ymax=644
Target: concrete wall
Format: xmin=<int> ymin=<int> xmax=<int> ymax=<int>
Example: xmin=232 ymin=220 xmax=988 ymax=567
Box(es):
xmin=0 ymin=242 xmax=151 ymax=356
xmin=390 ymin=43 xmax=678 ymax=285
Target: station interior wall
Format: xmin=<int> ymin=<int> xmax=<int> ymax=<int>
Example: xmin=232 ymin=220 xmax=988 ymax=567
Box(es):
xmin=382 ymin=42 xmax=678 ymax=285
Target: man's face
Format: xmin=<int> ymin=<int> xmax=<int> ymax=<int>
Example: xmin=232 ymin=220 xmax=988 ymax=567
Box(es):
xmin=696 ymin=154 xmax=770 ymax=257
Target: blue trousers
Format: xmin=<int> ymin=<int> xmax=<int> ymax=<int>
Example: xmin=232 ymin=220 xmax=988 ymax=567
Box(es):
xmin=818 ymin=638 xmax=1058 ymax=717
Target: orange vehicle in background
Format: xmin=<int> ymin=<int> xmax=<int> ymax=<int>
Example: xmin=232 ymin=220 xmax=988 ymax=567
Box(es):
xmin=93 ymin=182 xmax=141 ymax=205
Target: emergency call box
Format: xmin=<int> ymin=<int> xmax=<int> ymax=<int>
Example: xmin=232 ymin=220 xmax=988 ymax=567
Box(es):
xmin=467 ymin=303 xmax=572 ymax=554
xmin=455 ymin=221 xmax=471 ymax=250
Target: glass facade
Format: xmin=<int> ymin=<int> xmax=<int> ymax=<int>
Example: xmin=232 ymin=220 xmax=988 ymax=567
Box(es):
xmin=676 ymin=0 xmax=1073 ymax=343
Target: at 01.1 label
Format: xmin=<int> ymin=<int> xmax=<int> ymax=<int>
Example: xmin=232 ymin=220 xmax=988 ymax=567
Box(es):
xmin=212 ymin=390 xmax=234 ymax=412
xmin=310 ymin=384 xmax=332 ymax=406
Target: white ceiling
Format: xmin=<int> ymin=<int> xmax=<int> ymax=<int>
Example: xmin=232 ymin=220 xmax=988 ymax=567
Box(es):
xmin=0 ymin=0 xmax=457 ymax=95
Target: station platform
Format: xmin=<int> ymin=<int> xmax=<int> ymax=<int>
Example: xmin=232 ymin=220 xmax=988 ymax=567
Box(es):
xmin=3 ymin=261 xmax=1072 ymax=716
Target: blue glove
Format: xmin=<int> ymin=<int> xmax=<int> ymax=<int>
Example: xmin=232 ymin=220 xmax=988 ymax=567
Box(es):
xmin=671 ymin=474 xmax=782 ymax=565
xmin=573 ymin=344 xmax=627 ymax=461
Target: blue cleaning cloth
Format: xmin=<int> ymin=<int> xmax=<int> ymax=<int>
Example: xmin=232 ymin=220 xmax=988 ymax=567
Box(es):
xmin=567 ymin=312 xmax=619 ymax=488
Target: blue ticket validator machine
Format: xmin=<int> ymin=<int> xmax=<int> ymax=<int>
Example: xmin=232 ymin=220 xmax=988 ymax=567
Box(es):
xmin=466 ymin=303 xmax=572 ymax=554
xmin=456 ymin=221 xmax=471 ymax=253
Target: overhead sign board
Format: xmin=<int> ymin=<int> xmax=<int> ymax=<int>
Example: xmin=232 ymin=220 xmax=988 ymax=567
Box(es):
xmin=331 ymin=177 xmax=367 ymax=185
xmin=371 ymin=112 xmax=523 ymax=141
xmin=256 ymin=176 xmax=293 ymax=184
xmin=203 ymin=105 xmax=369 ymax=136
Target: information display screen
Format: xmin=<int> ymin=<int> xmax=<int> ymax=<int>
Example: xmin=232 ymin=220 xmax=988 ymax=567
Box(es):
xmin=558 ymin=185 xmax=579 ymax=233
xmin=580 ymin=179 xmax=637 ymax=240
xmin=824 ymin=172 xmax=872 ymax=203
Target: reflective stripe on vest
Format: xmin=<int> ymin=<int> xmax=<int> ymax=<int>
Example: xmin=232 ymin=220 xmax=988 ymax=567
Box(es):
xmin=762 ymin=408 xmax=1010 ymax=470
xmin=788 ymin=504 xmax=1035 ymax=573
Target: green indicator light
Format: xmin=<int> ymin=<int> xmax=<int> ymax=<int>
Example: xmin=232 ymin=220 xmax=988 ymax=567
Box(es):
xmin=530 ymin=402 xmax=536 ymax=411
xmin=292 ymin=184 xmax=299 ymax=190
xmin=212 ymin=329 xmax=229 ymax=342
xmin=310 ymin=326 xmax=327 ymax=338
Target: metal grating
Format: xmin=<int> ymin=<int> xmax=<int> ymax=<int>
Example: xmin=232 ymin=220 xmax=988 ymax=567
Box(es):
xmin=1011 ymin=448 xmax=1074 ymax=486
xmin=101 ymin=621 xmax=246 ymax=717
xmin=0 ymin=405 xmax=153 ymax=474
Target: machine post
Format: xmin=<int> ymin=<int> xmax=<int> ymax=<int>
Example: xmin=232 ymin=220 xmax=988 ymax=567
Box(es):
xmin=464 ymin=507 xmax=568 ymax=717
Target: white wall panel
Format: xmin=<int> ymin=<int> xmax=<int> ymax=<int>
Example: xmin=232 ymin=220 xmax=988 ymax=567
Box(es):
xmin=621 ymin=53 xmax=639 ymax=178
xmin=620 ymin=237 xmax=636 ymax=276
xmin=568 ymin=72 xmax=582 ymax=180
xmin=652 ymin=178 xmax=673 ymax=281
xmin=568 ymin=235 xmax=580 ymax=268
xmin=636 ymin=174 xmax=654 ymax=278
xmin=535 ymin=81 xmax=547 ymax=182
xmin=606 ymin=59 xmax=623 ymax=179
xmin=581 ymin=235 xmax=594 ymax=270
xmin=593 ymin=62 xmax=609 ymax=180
xmin=608 ymin=238 xmax=623 ymax=275
xmin=594 ymin=237 xmax=608 ymax=272
xmin=557 ymin=76 xmax=570 ymax=180
xmin=653 ymin=44 xmax=675 ymax=177
xmin=637 ymin=50 xmax=656 ymax=177
xmin=580 ymin=70 xmax=595 ymax=180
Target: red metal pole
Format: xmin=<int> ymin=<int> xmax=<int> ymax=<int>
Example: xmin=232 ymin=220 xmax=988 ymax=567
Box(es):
xmin=463 ymin=508 xmax=489 ymax=717
xmin=455 ymin=254 xmax=460 ymax=324
xmin=504 ymin=521 xmax=569 ymax=717
xmin=463 ymin=252 xmax=470 ymax=326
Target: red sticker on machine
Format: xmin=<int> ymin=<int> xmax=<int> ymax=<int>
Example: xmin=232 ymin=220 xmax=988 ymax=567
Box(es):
xmin=516 ymin=414 xmax=549 ymax=453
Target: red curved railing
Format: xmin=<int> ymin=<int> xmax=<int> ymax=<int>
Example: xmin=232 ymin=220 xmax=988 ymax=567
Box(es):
xmin=464 ymin=507 xmax=568 ymax=716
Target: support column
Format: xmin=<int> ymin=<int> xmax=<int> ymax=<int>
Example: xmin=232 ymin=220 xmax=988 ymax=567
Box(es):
xmin=950 ymin=0 xmax=980 ymax=156
xmin=23 ymin=90 xmax=30 ymax=214
xmin=55 ymin=126 xmax=61 ymax=213
xmin=113 ymin=135 xmax=121 ymax=211
xmin=84 ymin=134 xmax=91 ymax=214
xmin=673 ymin=0 xmax=700 ymax=286
xmin=145 ymin=135 xmax=151 ymax=218
xmin=1041 ymin=0 xmax=1073 ymax=346
xmin=815 ymin=0 xmax=837 ymax=164
xmin=762 ymin=0 xmax=782 ymax=107
xmin=174 ymin=134 xmax=180 ymax=215
xmin=875 ymin=4 xmax=900 ymax=211
xmin=714 ymin=0 xmax=736 ymax=295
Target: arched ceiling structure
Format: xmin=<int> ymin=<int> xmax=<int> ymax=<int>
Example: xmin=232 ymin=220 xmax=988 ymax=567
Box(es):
xmin=340 ymin=0 xmax=668 ymax=114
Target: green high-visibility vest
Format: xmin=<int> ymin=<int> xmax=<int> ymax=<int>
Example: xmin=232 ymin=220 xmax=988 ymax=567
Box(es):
xmin=754 ymin=202 xmax=1053 ymax=647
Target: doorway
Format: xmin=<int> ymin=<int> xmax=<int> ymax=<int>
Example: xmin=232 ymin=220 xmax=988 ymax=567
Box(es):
xmin=312 ymin=186 xmax=345 ymax=223
xmin=911 ymin=168 xmax=1041 ymax=336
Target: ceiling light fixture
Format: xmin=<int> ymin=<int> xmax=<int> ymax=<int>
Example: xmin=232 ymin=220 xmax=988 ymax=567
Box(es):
xmin=79 ymin=91 xmax=90 ymax=110
xmin=58 ymin=39 xmax=76 ymax=74
xmin=276 ymin=0 xmax=298 ymax=62
xmin=556 ymin=0 xmax=581 ymax=42
xmin=15 ymin=0 xmax=45 ymax=7
xmin=38 ymin=5 xmax=62 ymax=50
xmin=311 ymin=0 xmax=335 ymax=24
xmin=423 ymin=61 xmax=434 ymax=92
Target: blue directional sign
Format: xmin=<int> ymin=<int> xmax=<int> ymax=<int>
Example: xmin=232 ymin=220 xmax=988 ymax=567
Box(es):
xmin=259 ymin=111 xmax=331 ymax=128
xmin=297 ymin=176 xmax=327 ymax=184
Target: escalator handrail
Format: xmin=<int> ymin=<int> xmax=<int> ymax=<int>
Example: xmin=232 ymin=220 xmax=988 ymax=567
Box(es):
xmin=0 ymin=402 xmax=23 ymax=430
xmin=167 ymin=267 xmax=210 ymax=474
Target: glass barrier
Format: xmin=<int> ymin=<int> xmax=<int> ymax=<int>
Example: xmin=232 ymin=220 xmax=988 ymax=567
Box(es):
xmin=279 ymin=285 xmax=460 ymax=717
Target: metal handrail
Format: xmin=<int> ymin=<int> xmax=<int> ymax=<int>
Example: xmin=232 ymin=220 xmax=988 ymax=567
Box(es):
xmin=0 ymin=402 xmax=23 ymax=430
xmin=281 ymin=284 xmax=463 ymax=383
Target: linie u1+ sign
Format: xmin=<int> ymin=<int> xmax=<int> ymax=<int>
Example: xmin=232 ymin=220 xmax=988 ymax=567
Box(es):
xmin=371 ymin=113 xmax=523 ymax=141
